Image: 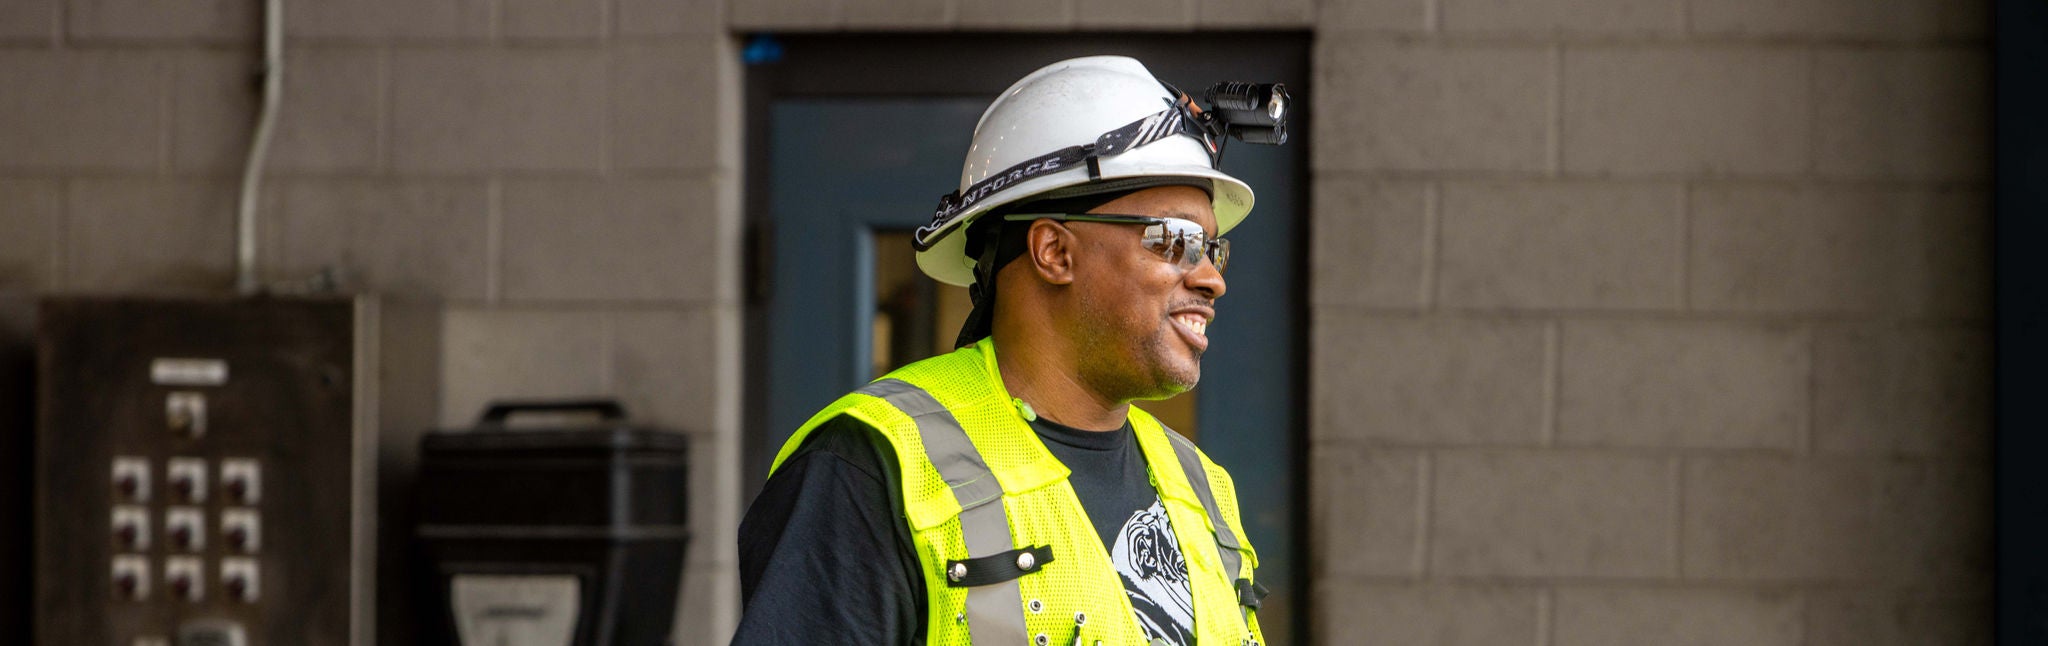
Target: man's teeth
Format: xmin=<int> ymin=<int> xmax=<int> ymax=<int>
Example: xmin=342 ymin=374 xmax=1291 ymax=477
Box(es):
xmin=1176 ymin=314 xmax=1208 ymax=336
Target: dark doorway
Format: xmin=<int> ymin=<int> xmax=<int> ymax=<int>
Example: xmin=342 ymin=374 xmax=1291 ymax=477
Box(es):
xmin=742 ymin=34 xmax=1310 ymax=640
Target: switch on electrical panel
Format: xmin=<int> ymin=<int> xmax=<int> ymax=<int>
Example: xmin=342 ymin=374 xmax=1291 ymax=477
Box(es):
xmin=112 ymin=556 xmax=150 ymax=601
xmin=111 ymin=506 xmax=150 ymax=551
xmin=164 ymin=557 xmax=203 ymax=603
xmin=220 ymin=558 xmax=258 ymax=604
xmin=221 ymin=509 xmax=259 ymax=553
xmin=112 ymin=457 xmax=151 ymax=502
xmin=164 ymin=391 xmax=207 ymax=439
xmin=165 ymin=508 xmax=204 ymax=552
xmin=220 ymin=459 xmax=259 ymax=505
xmin=166 ymin=458 xmax=206 ymax=503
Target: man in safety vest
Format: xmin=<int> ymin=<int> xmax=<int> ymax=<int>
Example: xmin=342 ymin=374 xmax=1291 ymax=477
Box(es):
xmin=735 ymin=56 xmax=1288 ymax=645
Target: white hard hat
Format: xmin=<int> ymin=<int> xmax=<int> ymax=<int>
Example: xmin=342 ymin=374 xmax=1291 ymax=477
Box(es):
xmin=913 ymin=56 xmax=1258 ymax=287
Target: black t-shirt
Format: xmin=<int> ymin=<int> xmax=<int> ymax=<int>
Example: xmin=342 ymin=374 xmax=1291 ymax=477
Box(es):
xmin=734 ymin=412 xmax=1197 ymax=645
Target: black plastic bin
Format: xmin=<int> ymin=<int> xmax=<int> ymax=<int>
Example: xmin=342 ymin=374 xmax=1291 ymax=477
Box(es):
xmin=418 ymin=401 xmax=690 ymax=646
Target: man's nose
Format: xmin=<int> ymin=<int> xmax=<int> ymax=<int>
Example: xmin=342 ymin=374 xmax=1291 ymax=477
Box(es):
xmin=1184 ymin=256 xmax=1226 ymax=299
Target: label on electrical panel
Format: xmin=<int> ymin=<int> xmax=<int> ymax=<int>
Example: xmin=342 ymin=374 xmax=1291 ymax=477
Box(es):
xmin=452 ymin=574 xmax=581 ymax=646
xmin=150 ymin=358 xmax=229 ymax=386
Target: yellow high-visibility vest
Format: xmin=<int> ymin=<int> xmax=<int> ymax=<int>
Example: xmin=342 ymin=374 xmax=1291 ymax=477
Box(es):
xmin=772 ymin=338 xmax=1266 ymax=645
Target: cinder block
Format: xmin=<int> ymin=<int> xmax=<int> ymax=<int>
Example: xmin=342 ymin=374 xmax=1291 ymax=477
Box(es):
xmin=172 ymin=50 xmax=252 ymax=172
xmin=1562 ymin=46 xmax=1809 ymax=176
xmin=1077 ymin=0 xmax=1193 ymax=29
xmin=1316 ymin=41 xmax=1552 ymax=172
xmin=286 ymin=0 xmax=491 ymax=40
xmin=272 ymin=48 xmax=384 ymax=172
xmin=1312 ymin=314 xmax=1547 ymax=446
xmin=674 ymin=563 xmax=739 ymax=645
xmin=501 ymin=178 xmax=724 ymax=302
xmin=65 ymin=0 xmax=252 ymax=41
xmin=845 ymin=0 xmax=950 ymax=28
xmin=0 ymin=0 xmax=56 ymax=41
xmin=1558 ymin=320 xmax=1808 ymax=450
xmin=1807 ymin=589 xmax=1990 ymax=646
xmin=391 ymin=49 xmax=605 ymax=173
xmin=617 ymin=0 xmax=724 ymax=35
xmin=611 ymin=309 xmax=721 ymax=432
xmin=439 ymin=308 xmax=610 ymax=428
xmin=262 ymin=179 xmax=491 ymax=298
xmin=1816 ymin=48 xmax=1989 ymax=180
xmin=502 ymin=0 xmax=606 ymax=39
xmin=64 ymin=179 xmax=236 ymax=292
xmin=1197 ymin=0 xmax=1312 ymax=27
xmin=1940 ymin=0 xmax=1989 ymax=40
xmin=958 ymin=0 xmax=1070 ymax=28
xmin=1554 ymin=588 xmax=1800 ymax=646
xmin=1683 ymin=457 xmax=1991 ymax=583
xmin=1432 ymin=451 xmax=1675 ymax=578
xmin=1689 ymin=0 xmax=1946 ymax=39
xmin=175 ymin=48 xmax=382 ymax=173
xmin=1310 ymin=178 xmax=1428 ymax=309
xmin=1438 ymin=181 xmax=1681 ymax=310
xmin=612 ymin=40 xmax=725 ymax=173
xmin=1443 ymin=0 xmax=1680 ymax=34
xmin=0 ymin=179 xmax=57 ymax=290
xmin=1815 ymin=325 xmax=1990 ymax=457
xmin=1689 ymin=184 xmax=1990 ymax=316
xmin=730 ymin=0 xmax=842 ymax=29
xmin=1312 ymin=447 xmax=1422 ymax=576
xmin=0 ymin=51 xmax=161 ymax=171
xmin=1314 ymin=582 xmax=1540 ymax=646
xmin=1317 ymin=0 xmax=1429 ymax=31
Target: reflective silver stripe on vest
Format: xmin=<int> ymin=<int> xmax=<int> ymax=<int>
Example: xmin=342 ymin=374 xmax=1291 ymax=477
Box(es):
xmin=858 ymin=379 xmax=1026 ymax=644
xmin=1163 ymin=430 xmax=1246 ymax=587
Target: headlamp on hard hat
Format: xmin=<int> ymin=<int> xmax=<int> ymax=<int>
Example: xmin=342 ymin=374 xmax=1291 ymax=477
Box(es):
xmin=1200 ymin=82 xmax=1289 ymax=146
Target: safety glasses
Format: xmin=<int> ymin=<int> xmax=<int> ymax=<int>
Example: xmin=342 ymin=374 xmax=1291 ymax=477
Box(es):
xmin=1003 ymin=213 xmax=1230 ymax=274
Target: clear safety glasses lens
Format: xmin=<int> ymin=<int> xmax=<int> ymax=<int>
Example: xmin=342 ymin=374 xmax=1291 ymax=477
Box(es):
xmin=1003 ymin=213 xmax=1228 ymax=274
xmin=1143 ymin=218 xmax=1229 ymax=273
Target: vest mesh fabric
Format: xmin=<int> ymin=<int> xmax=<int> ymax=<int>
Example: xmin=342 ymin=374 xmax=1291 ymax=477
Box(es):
xmin=771 ymin=339 xmax=1264 ymax=645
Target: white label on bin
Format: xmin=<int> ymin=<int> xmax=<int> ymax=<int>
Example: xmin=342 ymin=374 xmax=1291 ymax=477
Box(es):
xmin=452 ymin=574 xmax=581 ymax=646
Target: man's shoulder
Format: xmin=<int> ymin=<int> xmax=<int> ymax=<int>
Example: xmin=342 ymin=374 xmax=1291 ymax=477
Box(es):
xmin=784 ymin=413 xmax=902 ymax=485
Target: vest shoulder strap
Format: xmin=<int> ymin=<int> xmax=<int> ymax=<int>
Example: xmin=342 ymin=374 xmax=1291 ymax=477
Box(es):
xmin=853 ymin=378 xmax=1029 ymax=645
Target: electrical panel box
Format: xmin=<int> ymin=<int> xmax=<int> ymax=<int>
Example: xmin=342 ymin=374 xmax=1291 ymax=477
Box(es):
xmin=34 ymin=296 xmax=440 ymax=646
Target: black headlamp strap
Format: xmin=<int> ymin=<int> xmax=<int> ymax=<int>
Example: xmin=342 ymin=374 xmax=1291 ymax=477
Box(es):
xmin=917 ymin=103 xmax=1205 ymax=251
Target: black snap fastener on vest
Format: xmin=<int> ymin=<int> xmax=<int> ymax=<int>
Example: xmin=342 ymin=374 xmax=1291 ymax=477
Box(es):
xmin=943 ymin=545 xmax=1054 ymax=588
xmin=1028 ymin=599 xmax=1043 ymax=613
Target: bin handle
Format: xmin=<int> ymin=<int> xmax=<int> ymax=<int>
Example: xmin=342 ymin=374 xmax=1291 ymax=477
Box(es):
xmin=479 ymin=399 xmax=628 ymax=425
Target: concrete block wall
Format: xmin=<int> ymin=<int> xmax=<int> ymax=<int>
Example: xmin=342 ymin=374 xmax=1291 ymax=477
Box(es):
xmin=1307 ymin=0 xmax=1993 ymax=643
xmin=0 ymin=0 xmax=1991 ymax=644
xmin=0 ymin=2 xmax=746 ymax=642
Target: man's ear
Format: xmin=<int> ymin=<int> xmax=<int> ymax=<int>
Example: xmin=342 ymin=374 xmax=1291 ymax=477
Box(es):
xmin=1025 ymin=219 xmax=1076 ymax=286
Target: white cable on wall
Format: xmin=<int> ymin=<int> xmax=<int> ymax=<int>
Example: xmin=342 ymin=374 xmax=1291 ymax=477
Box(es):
xmin=236 ymin=0 xmax=284 ymax=295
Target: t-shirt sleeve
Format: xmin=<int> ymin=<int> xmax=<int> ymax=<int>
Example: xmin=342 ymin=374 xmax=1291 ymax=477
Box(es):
xmin=734 ymin=415 xmax=925 ymax=645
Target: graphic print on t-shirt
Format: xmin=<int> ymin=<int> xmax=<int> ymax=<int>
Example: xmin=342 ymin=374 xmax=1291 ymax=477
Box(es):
xmin=1110 ymin=499 xmax=1194 ymax=646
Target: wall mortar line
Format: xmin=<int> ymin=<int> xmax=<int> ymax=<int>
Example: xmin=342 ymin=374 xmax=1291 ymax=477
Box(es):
xmin=1670 ymin=455 xmax=1685 ymax=579
xmin=1543 ymin=319 xmax=1561 ymax=446
xmin=1417 ymin=450 xmax=1434 ymax=576
xmin=1549 ymin=43 xmax=1563 ymax=176
xmin=1422 ymin=181 xmax=1441 ymax=309
xmin=1677 ymin=182 xmax=1692 ymax=310
xmin=486 ymin=177 xmax=503 ymax=303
